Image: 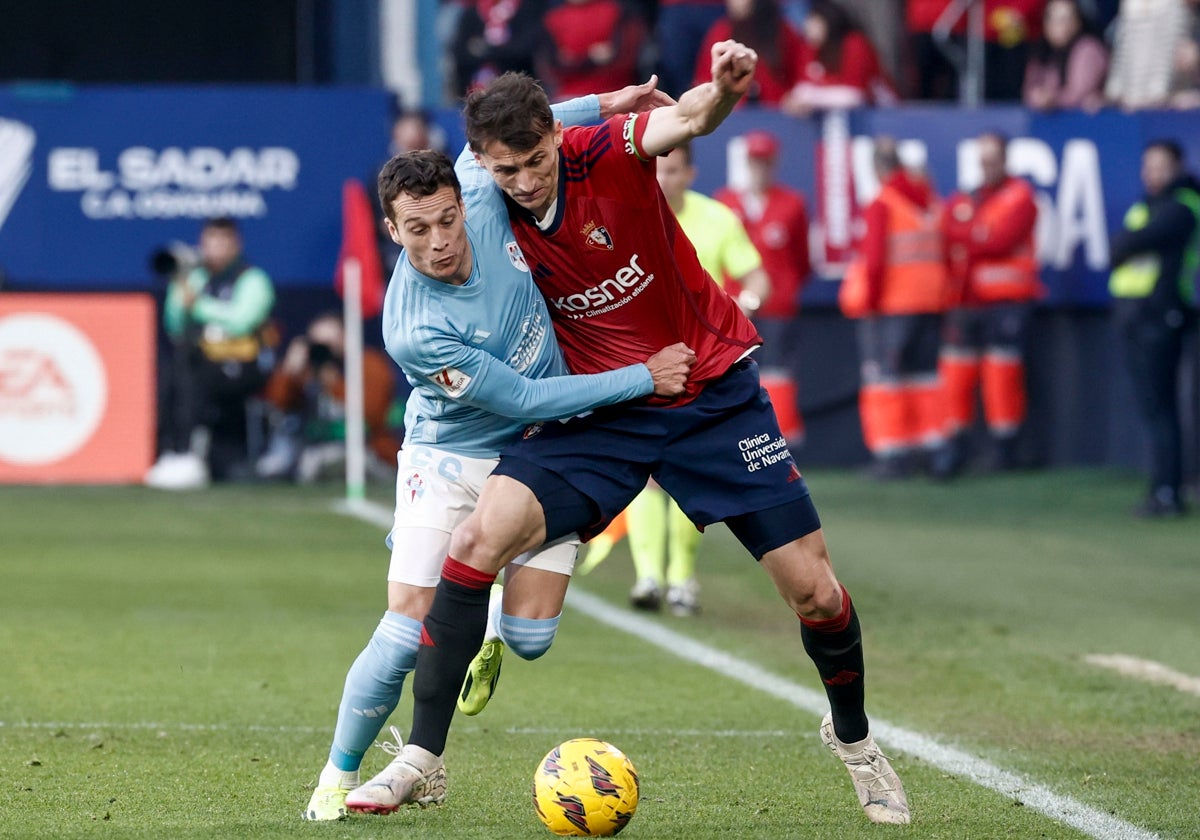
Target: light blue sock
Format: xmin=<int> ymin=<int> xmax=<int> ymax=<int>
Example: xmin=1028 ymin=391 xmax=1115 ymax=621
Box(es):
xmin=329 ymin=611 xmax=421 ymax=771
xmin=499 ymin=613 xmax=560 ymax=661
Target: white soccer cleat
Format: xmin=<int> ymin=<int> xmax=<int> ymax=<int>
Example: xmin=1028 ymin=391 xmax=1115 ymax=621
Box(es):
xmin=819 ymin=713 xmax=910 ymax=825
xmin=144 ymin=451 xmax=209 ymax=490
xmin=666 ymin=579 xmax=700 ymax=617
xmin=302 ymin=783 xmax=352 ymax=821
xmin=629 ymin=577 xmax=662 ymax=611
xmin=345 ymin=727 xmax=447 ymax=815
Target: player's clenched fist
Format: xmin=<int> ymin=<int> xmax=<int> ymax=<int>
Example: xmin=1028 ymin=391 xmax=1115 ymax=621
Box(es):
xmin=709 ymin=39 xmax=758 ymax=95
xmin=645 ymin=342 xmax=697 ymax=396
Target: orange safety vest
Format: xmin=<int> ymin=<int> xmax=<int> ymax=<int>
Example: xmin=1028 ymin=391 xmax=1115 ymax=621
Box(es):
xmin=963 ymin=179 xmax=1043 ymax=304
xmin=840 ymin=185 xmax=950 ymax=318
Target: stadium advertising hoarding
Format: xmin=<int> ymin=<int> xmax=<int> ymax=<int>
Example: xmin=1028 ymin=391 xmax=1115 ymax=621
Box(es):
xmin=3 ymin=86 xmax=1200 ymax=305
xmin=0 ymin=86 xmax=392 ymax=288
xmin=0 ymin=293 xmax=155 ymax=483
xmin=695 ymin=106 xmax=1200 ymax=307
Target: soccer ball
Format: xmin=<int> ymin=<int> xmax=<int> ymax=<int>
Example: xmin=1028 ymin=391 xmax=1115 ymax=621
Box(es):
xmin=532 ymin=738 xmax=639 ymax=836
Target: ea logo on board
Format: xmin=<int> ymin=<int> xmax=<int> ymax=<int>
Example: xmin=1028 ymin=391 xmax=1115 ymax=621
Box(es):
xmin=0 ymin=117 xmax=36 ymax=234
xmin=0 ymin=314 xmax=108 ymax=465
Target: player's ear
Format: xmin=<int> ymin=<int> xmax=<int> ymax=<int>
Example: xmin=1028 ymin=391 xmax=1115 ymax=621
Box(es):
xmin=383 ymin=216 xmax=403 ymax=246
xmin=553 ymin=120 xmax=564 ymax=149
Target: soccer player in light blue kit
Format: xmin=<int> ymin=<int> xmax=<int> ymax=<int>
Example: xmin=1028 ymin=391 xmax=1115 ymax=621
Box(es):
xmin=303 ymin=85 xmax=690 ymax=821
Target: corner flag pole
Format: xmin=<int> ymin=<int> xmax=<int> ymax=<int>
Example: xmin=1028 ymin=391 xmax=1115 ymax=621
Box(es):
xmin=342 ymin=257 xmax=367 ymax=503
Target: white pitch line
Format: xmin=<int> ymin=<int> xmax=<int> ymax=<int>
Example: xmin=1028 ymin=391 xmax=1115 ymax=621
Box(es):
xmin=1085 ymin=654 xmax=1200 ymax=698
xmin=338 ymin=498 xmax=1164 ymax=840
xmin=566 ymin=590 xmax=1165 ymax=840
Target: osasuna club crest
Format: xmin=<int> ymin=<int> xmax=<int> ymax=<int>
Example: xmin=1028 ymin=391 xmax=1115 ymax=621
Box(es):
xmin=581 ymin=220 xmax=613 ymax=250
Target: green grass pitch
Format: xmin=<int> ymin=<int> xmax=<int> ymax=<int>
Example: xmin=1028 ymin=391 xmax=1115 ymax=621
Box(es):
xmin=0 ymin=469 xmax=1196 ymax=839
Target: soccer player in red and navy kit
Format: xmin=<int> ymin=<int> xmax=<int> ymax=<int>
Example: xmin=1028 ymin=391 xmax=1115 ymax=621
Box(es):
xmin=369 ymin=42 xmax=910 ymax=826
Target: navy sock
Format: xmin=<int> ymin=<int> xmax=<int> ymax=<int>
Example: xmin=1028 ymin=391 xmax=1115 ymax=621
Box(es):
xmin=800 ymin=585 xmax=869 ymax=743
xmin=408 ymin=558 xmax=495 ymax=756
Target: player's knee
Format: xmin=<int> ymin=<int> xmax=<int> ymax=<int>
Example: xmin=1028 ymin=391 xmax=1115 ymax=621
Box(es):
xmin=385 ymin=584 xmax=435 ymax=618
xmin=448 ymin=515 xmax=489 ymax=564
xmin=804 ymin=575 xmax=845 ymax=617
xmin=779 ymin=581 xmax=824 ymax=618
xmin=449 ymin=511 xmax=536 ymax=571
xmin=762 ymin=537 xmax=841 ymax=617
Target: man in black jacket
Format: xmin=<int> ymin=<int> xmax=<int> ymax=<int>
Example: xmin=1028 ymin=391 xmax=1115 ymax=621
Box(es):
xmin=1109 ymin=140 xmax=1200 ymax=517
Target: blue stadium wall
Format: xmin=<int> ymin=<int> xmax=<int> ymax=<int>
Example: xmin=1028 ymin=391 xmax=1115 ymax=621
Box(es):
xmin=2 ymin=86 xmax=1198 ymax=473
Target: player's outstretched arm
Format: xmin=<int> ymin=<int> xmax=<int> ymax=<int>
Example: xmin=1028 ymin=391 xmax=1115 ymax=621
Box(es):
xmin=393 ymin=327 xmax=655 ymax=421
xmin=459 ymin=351 xmax=653 ymax=420
xmin=637 ymin=40 xmax=757 ymax=159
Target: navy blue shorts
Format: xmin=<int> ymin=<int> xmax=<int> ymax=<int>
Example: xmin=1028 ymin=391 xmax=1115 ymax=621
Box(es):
xmin=494 ymin=359 xmax=820 ymax=558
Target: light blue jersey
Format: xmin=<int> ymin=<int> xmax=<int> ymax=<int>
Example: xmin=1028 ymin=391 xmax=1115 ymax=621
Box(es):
xmin=382 ymin=97 xmax=653 ymax=458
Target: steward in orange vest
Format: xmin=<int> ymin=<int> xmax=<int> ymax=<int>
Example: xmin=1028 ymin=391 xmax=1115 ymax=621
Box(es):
xmin=938 ymin=132 xmax=1042 ymax=473
xmin=839 ymin=174 xmax=950 ymax=318
xmin=840 ymin=142 xmax=954 ymax=480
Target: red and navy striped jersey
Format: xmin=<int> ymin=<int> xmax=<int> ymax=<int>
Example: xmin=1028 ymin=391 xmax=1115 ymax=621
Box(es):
xmin=506 ymin=112 xmax=762 ymax=406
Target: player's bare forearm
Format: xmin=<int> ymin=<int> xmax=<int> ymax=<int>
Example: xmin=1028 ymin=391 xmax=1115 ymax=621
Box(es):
xmin=640 ymin=40 xmax=755 ymax=156
xmin=679 ymin=81 xmax=740 ymax=135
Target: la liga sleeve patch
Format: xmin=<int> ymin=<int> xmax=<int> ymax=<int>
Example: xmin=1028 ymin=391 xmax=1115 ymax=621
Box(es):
xmin=432 ymin=366 xmax=473 ymax=398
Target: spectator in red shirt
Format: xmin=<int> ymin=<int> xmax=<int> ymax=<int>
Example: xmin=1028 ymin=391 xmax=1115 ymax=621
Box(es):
xmin=715 ymin=130 xmax=811 ymax=365
xmin=782 ymin=0 xmax=899 ymax=115
xmin=539 ymin=0 xmax=647 ymax=99
xmin=693 ymin=0 xmax=806 ymax=107
xmin=715 ymin=129 xmax=811 ymax=444
xmin=1023 ymin=0 xmax=1109 ymax=111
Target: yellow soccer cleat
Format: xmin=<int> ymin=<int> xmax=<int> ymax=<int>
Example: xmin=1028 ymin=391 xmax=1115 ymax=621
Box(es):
xmin=457 ymin=638 xmax=504 ymax=715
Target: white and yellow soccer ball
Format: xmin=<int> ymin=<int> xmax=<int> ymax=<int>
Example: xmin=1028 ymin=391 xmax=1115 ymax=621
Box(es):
xmin=532 ymin=738 xmax=640 ymax=836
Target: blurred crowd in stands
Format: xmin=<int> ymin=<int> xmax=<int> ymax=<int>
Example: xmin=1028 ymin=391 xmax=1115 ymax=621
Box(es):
xmin=438 ymin=0 xmax=1200 ymax=111
xmin=136 ymin=0 xmax=1200 ymax=519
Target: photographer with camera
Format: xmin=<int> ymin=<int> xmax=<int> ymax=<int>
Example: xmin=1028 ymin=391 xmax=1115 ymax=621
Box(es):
xmin=145 ymin=216 xmax=276 ymax=489
xmin=255 ymin=311 xmax=401 ymax=483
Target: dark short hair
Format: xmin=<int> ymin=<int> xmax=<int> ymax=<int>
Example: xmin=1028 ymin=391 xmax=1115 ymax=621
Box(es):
xmin=873 ymin=135 xmax=900 ymax=174
xmin=393 ymin=104 xmax=432 ymax=127
xmin=203 ymin=215 xmax=239 ymax=234
xmin=377 ymin=149 xmax=462 ymax=223
xmin=464 ymin=72 xmax=555 ymax=154
xmin=1145 ymin=139 xmax=1185 ymax=165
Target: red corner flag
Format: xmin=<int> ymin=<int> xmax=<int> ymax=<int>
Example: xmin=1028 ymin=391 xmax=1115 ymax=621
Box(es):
xmin=334 ymin=178 xmax=386 ymax=319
